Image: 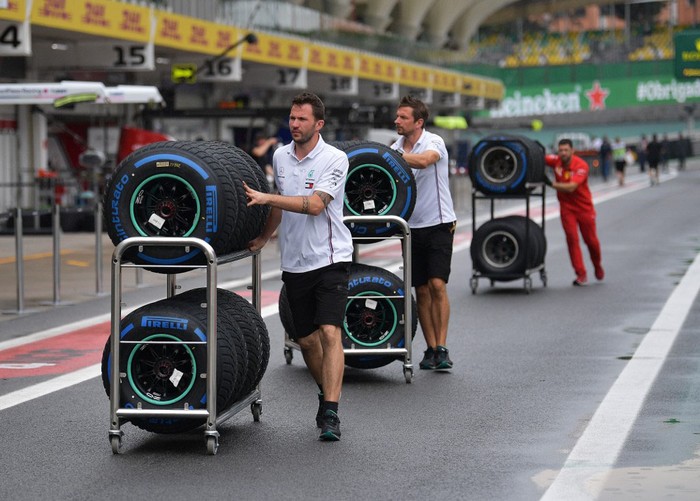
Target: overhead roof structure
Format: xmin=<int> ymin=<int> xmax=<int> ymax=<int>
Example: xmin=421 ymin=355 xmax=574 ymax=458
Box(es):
xmin=354 ymin=0 xmax=523 ymax=49
xmin=0 ymin=0 xmax=505 ymax=110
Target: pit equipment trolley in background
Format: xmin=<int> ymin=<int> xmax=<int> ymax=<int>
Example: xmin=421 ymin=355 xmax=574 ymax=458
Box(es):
xmin=283 ymin=215 xmax=415 ymax=383
xmin=109 ymin=237 xmax=262 ymax=455
xmin=469 ymin=183 xmax=547 ymax=294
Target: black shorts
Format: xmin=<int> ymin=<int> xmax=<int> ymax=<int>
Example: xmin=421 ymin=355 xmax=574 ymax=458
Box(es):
xmin=410 ymin=221 xmax=456 ymax=287
xmin=281 ymin=262 xmax=350 ymax=339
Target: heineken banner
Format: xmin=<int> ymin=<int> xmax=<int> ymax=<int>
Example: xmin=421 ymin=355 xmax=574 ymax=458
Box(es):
xmin=487 ymin=77 xmax=700 ymax=119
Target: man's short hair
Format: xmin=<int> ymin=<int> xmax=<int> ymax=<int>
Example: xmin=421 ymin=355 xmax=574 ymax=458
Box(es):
xmin=398 ymin=95 xmax=429 ymax=127
xmin=558 ymin=138 xmax=573 ymax=148
xmin=292 ymin=92 xmax=325 ymax=121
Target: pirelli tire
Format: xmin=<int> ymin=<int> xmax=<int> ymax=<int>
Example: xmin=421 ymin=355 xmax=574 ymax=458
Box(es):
xmin=278 ymin=283 xmax=297 ymax=341
xmin=173 ymin=287 xmax=270 ymax=405
xmin=205 ymin=143 xmax=271 ymax=248
xmin=332 ymin=140 xmax=416 ymax=241
xmin=344 ymin=264 xmax=417 ymax=369
xmin=103 ymin=141 xmax=246 ymax=273
xmin=278 ymin=265 xmax=417 ymax=370
xmin=470 ymin=216 xmax=546 ymax=279
xmin=469 ymin=134 xmax=546 ymax=195
xmin=100 ymin=295 xmax=241 ymax=434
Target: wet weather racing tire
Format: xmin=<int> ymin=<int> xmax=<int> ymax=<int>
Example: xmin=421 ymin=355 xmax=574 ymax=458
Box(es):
xmin=344 ymin=264 xmax=417 ymax=369
xmin=173 ymin=287 xmax=270 ymax=406
xmin=100 ymin=294 xmax=240 ymax=434
xmin=103 ymin=141 xmax=268 ymax=272
xmin=332 ymin=141 xmax=416 ymax=241
xmin=469 ymin=134 xmax=546 ymax=195
xmin=470 ymin=216 xmax=546 ymax=279
xmin=279 ymin=264 xmax=417 ymax=369
xmin=278 ymin=283 xmax=297 ymax=341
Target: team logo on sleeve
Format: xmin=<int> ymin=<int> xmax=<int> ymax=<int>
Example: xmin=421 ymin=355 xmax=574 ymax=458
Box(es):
xmin=305 ymin=170 xmax=315 ymax=189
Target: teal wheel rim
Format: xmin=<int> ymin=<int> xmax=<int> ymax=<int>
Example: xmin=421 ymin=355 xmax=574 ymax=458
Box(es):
xmin=129 ymin=173 xmax=201 ymax=237
xmin=344 ymin=164 xmax=398 ymax=216
xmin=126 ymin=333 xmax=198 ymax=406
xmin=343 ymin=291 xmax=398 ymax=347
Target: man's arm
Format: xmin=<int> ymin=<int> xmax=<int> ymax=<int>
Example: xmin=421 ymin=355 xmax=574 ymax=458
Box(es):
xmin=244 ymin=182 xmax=331 ymax=216
xmin=400 ymin=149 xmax=440 ymax=169
xmin=550 ymin=180 xmax=579 ymax=193
xmin=251 ymin=137 xmax=277 ymax=158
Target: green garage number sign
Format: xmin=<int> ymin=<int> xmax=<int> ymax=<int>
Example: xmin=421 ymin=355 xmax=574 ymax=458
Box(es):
xmin=674 ymin=30 xmax=700 ymax=79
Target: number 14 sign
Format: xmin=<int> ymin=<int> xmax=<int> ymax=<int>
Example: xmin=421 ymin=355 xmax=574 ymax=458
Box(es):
xmin=0 ymin=19 xmax=31 ymax=56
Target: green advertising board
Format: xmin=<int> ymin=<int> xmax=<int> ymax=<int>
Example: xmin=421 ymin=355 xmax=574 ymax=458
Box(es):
xmin=484 ymin=76 xmax=700 ymax=118
xmin=674 ymin=29 xmax=700 ymax=79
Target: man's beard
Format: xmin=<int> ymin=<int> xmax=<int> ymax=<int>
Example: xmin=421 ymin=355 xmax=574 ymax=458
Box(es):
xmin=294 ymin=131 xmax=314 ymax=146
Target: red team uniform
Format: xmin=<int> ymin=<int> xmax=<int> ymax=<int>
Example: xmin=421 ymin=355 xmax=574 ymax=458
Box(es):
xmin=545 ymin=154 xmax=603 ymax=283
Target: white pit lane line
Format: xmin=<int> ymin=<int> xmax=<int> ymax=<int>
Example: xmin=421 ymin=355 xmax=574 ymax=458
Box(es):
xmin=541 ymin=250 xmax=700 ymax=500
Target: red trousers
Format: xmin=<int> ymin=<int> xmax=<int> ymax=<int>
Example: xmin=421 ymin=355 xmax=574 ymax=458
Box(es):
xmin=560 ymin=209 xmax=602 ymax=279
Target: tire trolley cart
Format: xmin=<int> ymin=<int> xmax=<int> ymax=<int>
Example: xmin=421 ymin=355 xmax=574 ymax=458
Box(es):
xmin=108 ymin=236 xmax=263 ymax=455
xmin=283 ymin=215 xmax=415 ymax=383
xmin=469 ymin=183 xmax=548 ymax=294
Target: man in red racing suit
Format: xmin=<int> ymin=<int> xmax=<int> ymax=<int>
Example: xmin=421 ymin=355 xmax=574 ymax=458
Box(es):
xmin=544 ymin=138 xmax=604 ymax=286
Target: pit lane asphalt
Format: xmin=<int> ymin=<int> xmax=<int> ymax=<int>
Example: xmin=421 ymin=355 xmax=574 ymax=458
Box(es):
xmin=1 ymin=164 xmax=699 ymax=500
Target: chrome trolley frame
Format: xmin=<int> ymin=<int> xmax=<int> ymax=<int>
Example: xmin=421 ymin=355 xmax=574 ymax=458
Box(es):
xmin=109 ymin=237 xmax=262 ymax=455
xmin=283 ymin=215 xmax=414 ymax=383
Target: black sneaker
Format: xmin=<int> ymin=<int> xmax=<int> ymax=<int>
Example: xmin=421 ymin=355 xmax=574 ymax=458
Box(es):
xmin=419 ymin=347 xmax=437 ymax=370
xmin=316 ymin=392 xmax=324 ymax=428
xmin=318 ymin=410 xmax=341 ymax=441
xmin=435 ymin=346 xmax=453 ymax=370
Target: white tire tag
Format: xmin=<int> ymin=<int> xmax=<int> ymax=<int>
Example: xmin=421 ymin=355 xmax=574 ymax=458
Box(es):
xmin=170 ymin=368 xmax=184 ymax=387
xmin=364 ymin=298 xmax=378 ymax=310
xmin=148 ymin=213 xmax=166 ymax=229
xmin=363 ymin=200 xmax=376 ymax=210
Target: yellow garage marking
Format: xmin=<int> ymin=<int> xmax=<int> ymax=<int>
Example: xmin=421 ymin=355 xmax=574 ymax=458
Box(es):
xmin=65 ymin=259 xmax=89 ymax=267
xmin=0 ymin=249 xmax=77 ymax=265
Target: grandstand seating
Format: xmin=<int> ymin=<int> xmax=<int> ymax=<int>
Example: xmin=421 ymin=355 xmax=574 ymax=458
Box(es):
xmin=466 ymin=26 xmax=684 ymax=67
xmin=628 ymin=28 xmax=675 ymax=61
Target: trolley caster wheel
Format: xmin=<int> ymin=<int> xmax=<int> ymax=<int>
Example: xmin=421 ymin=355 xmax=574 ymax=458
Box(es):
xmin=110 ymin=435 xmax=122 ymax=454
xmin=205 ymin=435 xmax=219 ymax=455
xmin=524 ymin=277 xmax=532 ymax=294
xmin=403 ymin=366 xmax=413 ymax=383
xmin=470 ymin=278 xmax=478 ymax=295
xmin=251 ymin=401 xmax=262 ymax=422
xmin=284 ymin=347 xmax=293 ymax=365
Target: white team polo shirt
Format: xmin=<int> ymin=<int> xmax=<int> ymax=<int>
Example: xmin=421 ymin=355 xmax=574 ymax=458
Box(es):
xmin=272 ymin=135 xmax=354 ymax=273
xmin=391 ymin=129 xmax=456 ymax=229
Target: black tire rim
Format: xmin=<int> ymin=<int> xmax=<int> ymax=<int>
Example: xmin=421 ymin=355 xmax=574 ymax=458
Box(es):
xmin=480 ymin=146 xmax=519 ymax=184
xmin=126 ymin=334 xmax=198 ymax=405
xmin=129 ymin=173 xmax=200 ymax=237
xmin=482 ymin=231 xmax=519 ymax=269
xmin=344 ymin=292 xmax=398 ymax=347
xmin=344 ymin=164 xmax=398 ymax=216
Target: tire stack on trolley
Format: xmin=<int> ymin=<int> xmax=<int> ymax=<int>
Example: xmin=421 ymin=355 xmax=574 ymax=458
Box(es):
xmin=101 ymin=141 xmax=271 ymax=439
xmin=278 ymin=141 xmax=418 ymax=373
xmin=468 ymin=134 xmax=548 ymax=294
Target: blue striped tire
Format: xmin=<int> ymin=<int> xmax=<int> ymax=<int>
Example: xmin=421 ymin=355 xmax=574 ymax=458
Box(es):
xmin=100 ymin=295 xmax=240 ymax=434
xmin=103 ymin=141 xmax=244 ymax=273
xmin=279 ymin=264 xmax=417 ymax=370
xmin=469 ymin=134 xmax=545 ymax=195
xmin=332 ymin=141 xmax=415 ymax=241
